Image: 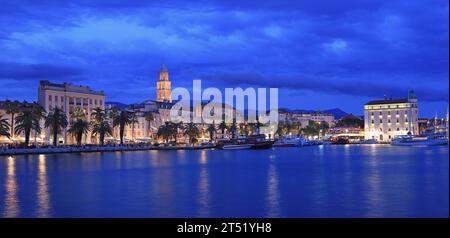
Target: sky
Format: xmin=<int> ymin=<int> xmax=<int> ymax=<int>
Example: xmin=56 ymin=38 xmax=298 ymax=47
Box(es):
xmin=0 ymin=0 xmax=448 ymax=117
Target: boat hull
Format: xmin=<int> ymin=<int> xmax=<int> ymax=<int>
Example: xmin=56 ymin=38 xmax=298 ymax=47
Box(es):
xmin=273 ymin=143 xmax=296 ymax=148
xmin=222 ymin=144 xmax=254 ymax=150
xmin=251 ymin=141 xmax=274 ymax=149
xmin=391 ymin=140 xmax=448 ymax=146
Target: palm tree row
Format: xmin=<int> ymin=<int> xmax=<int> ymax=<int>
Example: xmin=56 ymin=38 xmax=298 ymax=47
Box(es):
xmin=155 ymin=120 xmax=267 ymax=146
xmin=1 ymin=100 xmax=151 ymax=146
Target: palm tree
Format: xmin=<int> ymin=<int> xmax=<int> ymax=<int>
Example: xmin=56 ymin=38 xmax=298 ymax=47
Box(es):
xmin=144 ymin=112 xmax=155 ymax=138
xmin=0 ymin=114 xmax=10 ymax=138
xmin=71 ymin=107 xmax=85 ymax=120
xmin=230 ymin=120 xmax=237 ymax=138
xmin=45 ymin=107 xmax=68 ymax=146
xmin=108 ymin=107 xmax=119 ymax=139
xmin=113 ymin=110 xmax=132 ymax=144
xmin=249 ymin=120 xmax=264 ymax=135
xmin=68 ymin=119 xmax=89 ymax=146
xmin=91 ymin=107 xmax=106 ymax=121
xmin=130 ymin=112 xmax=138 ymax=140
xmin=68 ymin=109 xmax=90 ymax=146
xmin=31 ymin=103 xmax=45 ymax=145
xmin=91 ymin=108 xmax=112 ymax=145
xmin=183 ymin=122 xmax=200 ymax=146
xmin=157 ymin=122 xmax=174 ymax=144
xmin=92 ymin=121 xmax=112 ymax=146
xmin=14 ymin=108 xmax=41 ymax=146
xmin=5 ymin=100 xmax=20 ymax=139
xmin=206 ymin=122 xmax=216 ymax=141
xmin=238 ymin=123 xmax=250 ymax=136
xmin=218 ymin=121 xmax=228 ymax=138
xmin=275 ymin=122 xmax=285 ymax=138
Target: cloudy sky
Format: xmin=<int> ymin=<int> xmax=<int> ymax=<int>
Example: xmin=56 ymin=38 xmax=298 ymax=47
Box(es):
xmin=0 ymin=0 xmax=448 ymax=117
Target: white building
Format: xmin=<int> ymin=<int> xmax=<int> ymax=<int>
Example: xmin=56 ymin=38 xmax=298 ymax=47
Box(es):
xmin=38 ymin=80 xmax=105 ymax=144
xmin=278 ymin=109 xmax=335 ymax=128
xmin=364 ymin=90 xmax=419 ymax=142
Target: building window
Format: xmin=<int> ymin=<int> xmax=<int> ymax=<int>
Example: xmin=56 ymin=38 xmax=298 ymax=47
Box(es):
xmin=55 ymin=96 xmax=58 ymax=102
xmin=389 ymin=135 xmax=391 ymax=139
xmin=48 ymin=95 xmax=52 ymax=101
xmin=371 ymin=112 xmax=374 ymax=116
xmin=388 ymin=119 xmax=391 ymax=123
xmin=388 ymin=128 xmax=391 ymax=131
xmin=397 ymin=119 xmax=399 ymax=123
xmin=397 ymin=128 xmax=400 ymax=131
xmin=380 ymin=120 xmax=382 ymax=123
xmin=380 ymin=128 xmax=382 ymax=132
xmin=371 ymin=120 xmax=374 ymax=124
xmin=405 ymin=119 xmax=408 ymax=122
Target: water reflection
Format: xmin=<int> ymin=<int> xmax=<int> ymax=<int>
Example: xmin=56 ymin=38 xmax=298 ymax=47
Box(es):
xmin=3 ymin=156 xmax=19 ymax=217
xmin=36 ymin=155 xmax=51 ymax=217
xmin=266 ymin=155 xmax=281 ymax=217
xmin=198 ymin=167 xmax=210 ymax=217
xmin=199 ymin=150 xmax=207 ymax=164
xmin=365 ymin=155 xmax=384 ymax=217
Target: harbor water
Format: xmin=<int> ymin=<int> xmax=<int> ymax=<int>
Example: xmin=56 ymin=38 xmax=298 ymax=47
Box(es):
xmin=0 ymin=145 xmax=448 ymax=218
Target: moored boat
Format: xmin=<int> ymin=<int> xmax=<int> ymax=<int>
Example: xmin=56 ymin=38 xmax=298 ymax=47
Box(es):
xmin=273 ymin=137 xmax=298 ymax=147
xmin=391 ymin=133 xmax=448 ymax=146
xmin=216 ymin=134 xmax=273 ymax=150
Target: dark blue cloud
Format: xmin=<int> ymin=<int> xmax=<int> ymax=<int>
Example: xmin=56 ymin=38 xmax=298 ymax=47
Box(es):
xmin=0 ymin=0 xmax=448 ymax=117
xmin=0 ymin=62 xmax=83 ymax=80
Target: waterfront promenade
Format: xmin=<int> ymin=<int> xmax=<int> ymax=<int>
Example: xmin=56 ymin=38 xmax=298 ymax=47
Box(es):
xmin=0 ymin=144 xmax=212 ymax=156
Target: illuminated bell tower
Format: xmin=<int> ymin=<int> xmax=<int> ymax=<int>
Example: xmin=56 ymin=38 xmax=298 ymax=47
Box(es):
xmin=156 ymin=64 xmax=172 ymax=102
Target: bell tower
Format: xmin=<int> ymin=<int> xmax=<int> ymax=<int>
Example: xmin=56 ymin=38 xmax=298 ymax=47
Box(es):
xmin=156 ymin=64 xmax=172 ymax=102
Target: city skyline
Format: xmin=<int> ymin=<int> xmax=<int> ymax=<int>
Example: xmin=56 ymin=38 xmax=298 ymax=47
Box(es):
xmin=0 ymin=1 xmax=448 ymax=117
